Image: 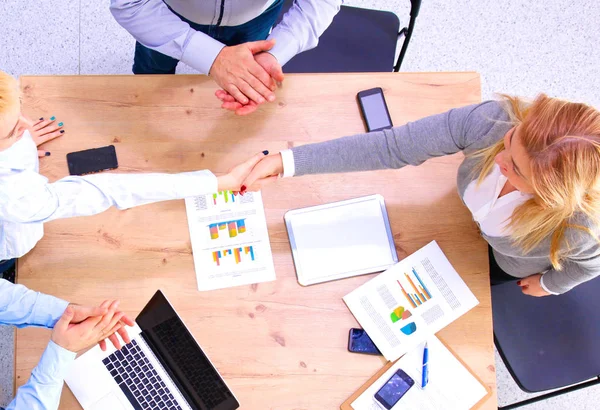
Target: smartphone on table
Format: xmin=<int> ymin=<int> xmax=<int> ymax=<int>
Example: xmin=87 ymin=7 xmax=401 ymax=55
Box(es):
xmin=356 ymin=87 xmax=393 ymax=132
xmin=374 ymin=368 xmax=415 ymax=409
xmin=348 ymin=328 xmax=381 ymax=355
xmin=67 ymin=145 xmax=119 ymax=175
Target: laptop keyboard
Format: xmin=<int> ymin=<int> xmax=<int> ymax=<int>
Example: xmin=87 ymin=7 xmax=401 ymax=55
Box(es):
xmin=102 ymin=339 xmax=183 ymax=410
xmin=154 ymin=317 xmax=232 ymax=407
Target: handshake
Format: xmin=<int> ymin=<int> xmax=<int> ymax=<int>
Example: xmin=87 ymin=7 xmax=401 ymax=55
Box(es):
xmin=217 ymin=150 xmax=286 ymax=193
xmin=51 ymin=300 xmax=134 ymax=354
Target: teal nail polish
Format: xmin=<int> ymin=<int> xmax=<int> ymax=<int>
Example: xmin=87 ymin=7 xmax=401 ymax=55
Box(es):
xmin=58 ymin=122 xmax=63 ymax=127
xmin=50 ymin=116 xmax=55 ymax=121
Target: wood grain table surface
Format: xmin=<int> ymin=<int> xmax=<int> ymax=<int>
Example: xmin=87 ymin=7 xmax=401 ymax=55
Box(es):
xmin=16 ymin=72 xmax=495 ymax=409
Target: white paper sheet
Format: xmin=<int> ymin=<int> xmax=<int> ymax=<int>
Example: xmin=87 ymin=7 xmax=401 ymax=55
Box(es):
xmin=185 ymin=190 xmax=276 ymax=291
xmin=343 ymin=241 xmax=479 ymax=361
xmin=351 ymin=336 xmax=487 ymax=410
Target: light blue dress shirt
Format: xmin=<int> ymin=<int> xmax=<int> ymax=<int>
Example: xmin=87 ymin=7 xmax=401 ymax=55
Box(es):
xmin=0 ymin=130 xmax=218 ymax=260
xmin=110 ymin=0 xmax=342 ymax=75
xmin=0 ymin=279 xmax=74 ymax=410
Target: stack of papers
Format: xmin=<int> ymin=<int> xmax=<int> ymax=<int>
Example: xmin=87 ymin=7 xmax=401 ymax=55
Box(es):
xmin=350 ymin=336 xmax=487 ymax=410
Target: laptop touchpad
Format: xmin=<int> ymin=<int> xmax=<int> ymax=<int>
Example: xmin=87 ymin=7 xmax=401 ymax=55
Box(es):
xmin=91 ymin=392 xmax=128 ymax=410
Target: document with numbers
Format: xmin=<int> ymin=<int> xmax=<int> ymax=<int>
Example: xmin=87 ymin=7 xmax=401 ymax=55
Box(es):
xmin=184 ymin=190 xmax=276 ymax=291
xmin=343 ymin=241 xmax=478 ymax=361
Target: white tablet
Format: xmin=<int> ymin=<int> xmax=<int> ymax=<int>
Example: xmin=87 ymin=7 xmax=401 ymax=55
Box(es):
xmin=284 ymin=194 xmax=398 ymax=286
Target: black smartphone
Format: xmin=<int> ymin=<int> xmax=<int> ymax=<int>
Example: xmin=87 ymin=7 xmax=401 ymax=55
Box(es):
xmin=67 ymin=145 xmax=119 ymax=176
xmin=374 ymin=369 xmax=415 ymax=409
xmin=348 ymin=328 xmax=381 ymax=355
xmin=357 ymin=87 xmax=393 ymax=132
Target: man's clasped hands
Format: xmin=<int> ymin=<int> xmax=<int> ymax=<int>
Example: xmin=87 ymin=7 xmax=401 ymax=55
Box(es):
xmin=211 ymin=39 xmax=284 ymax=116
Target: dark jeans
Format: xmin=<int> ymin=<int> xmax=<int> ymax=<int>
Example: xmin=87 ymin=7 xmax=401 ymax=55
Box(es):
xmin=0 ymin=259 xmax=15 ymax=276
xmin=133 ymin=0 xmax=284 ymax=74
xmin=489 ymin=246 xmax=519 ymax=285
xmin=0 ymin=259 xmax=16 ymax=284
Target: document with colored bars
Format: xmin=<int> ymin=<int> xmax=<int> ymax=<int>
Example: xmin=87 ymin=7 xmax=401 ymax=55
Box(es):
xmin=184 ymin=190 xmax=276 ymax=291
xmin=343 ymin=241 xmax=479 ymax=361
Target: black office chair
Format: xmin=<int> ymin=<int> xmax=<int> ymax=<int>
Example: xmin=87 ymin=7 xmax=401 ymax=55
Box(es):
xmin=492 ymin=279 xmax=600 ymax=409
xmin=277 ymin=0 xmax=421 ymax=73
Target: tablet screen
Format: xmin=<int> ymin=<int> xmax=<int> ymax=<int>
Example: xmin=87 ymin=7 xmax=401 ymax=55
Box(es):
xmin=287 ymin=196 xmax=397 ymax=285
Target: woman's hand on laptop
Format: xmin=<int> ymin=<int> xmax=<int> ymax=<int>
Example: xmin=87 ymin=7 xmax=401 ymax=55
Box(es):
xmin=51 ymin=300 xmax=129 ymax=353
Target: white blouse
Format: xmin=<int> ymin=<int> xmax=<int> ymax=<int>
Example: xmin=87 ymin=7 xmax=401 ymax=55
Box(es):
xmin=463 ymin=164 xmax=532 ymax=237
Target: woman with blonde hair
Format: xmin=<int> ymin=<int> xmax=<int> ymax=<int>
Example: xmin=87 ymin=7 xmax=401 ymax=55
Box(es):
xmin=240 ymin=94 xmax=600 ymax=296
xmin=0 ymin=70 xmax=267 ymax=271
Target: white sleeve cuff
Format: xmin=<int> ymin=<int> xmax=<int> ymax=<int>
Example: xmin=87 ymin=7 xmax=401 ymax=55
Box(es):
xmin=267 ymin=29 xmax=300 ymax=67
xmin=180 ymin=31 xmax=226 ymax=75
xmin=34 ymin=340 xmax=78 ymax=384
xmin=540 ymin=274 xmax=560 ymax=295
xmin=280 ymin=150 xmax=296 ymax=178
xmin=33 ymin=295 xmax=69 ymax=328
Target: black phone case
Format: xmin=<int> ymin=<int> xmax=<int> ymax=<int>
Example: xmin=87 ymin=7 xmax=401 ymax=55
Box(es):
xmin=356 ymin=87 xmax=394 ymax=132
xmin=67 ymin=145 xmax=119 ymax=176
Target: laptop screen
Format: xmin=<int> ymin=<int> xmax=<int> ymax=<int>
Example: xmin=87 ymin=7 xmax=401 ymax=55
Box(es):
xmin=137 ymin=290 xmax=239 ymax=410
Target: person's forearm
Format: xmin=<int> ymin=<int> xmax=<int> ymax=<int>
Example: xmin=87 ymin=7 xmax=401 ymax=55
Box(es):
xmin=109 ymin=0 xmax=224 ymax=74
xmin=289 ymin=102 xmax=501 ymax=177
xmin=542 ymin=261 xmax=600 ymax=294
xmin=268 ymin=0 xmax=342 ymax=66
xmin=0 ymin=280 xmax=68 ymax=328
xmin=1 ymin=170 xmax=217 ymax=224
xmin=290 ymin=116 xmax=450 ymax=176
xmin=6 ymin=341 xmax=76 ymax=410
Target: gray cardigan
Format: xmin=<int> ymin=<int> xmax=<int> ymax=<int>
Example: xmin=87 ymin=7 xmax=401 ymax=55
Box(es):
xmin=290 ymin=101 xmax=600 ymax=294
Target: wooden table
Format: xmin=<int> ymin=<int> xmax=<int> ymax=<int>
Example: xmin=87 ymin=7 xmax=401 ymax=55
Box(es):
xmin=16 ymin=72 xmax=495 ymax=409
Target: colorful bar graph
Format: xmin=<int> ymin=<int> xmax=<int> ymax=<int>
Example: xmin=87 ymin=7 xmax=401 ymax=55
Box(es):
xmin=208 ymin=219 xmax=246 ymax=240
xmin=398 ymin=267 xmax=434 ymax=308
xmin=209 ymin=223 xmax=219 ymax=239
xmin=228 ymin=221 xmax=238 ymax=237
xmin=212 ymin=246 xmax=256 ymax=266
xmin=212 ymin=190 xmax=236 ymax=206
xmin=412 ymin=268 xmax=432 ymax=299
xmin=398 ymin=280 xmax=417 ymax=308
xmin=237 ymin=219 xmax=246 ymax=233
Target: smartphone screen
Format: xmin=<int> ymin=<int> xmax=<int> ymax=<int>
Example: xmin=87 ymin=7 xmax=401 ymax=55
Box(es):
xmin=374 ymin=369 xmax=414 ymax=409
xmin=67 ymin=145 xmax=118 ymax=176
xmin=348 ymin=328 xmax=381 ymax=355
xmin=357 ymin=88 xmax=393 ymax=132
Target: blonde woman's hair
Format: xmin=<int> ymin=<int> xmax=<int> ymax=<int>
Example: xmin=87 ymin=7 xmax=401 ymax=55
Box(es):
xmin=0 ymin=71 xmax=20 ymax=121
xmin=473 ymin=94 xmax=600 ymax=269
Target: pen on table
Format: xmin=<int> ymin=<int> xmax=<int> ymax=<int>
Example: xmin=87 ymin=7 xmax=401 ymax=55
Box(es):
xmin=422 ymin=342 xmax=429 ymax=388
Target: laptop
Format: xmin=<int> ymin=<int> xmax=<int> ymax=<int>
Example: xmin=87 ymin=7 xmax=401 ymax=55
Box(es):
xmin=65 ymin=290 xmax=240 ymax=410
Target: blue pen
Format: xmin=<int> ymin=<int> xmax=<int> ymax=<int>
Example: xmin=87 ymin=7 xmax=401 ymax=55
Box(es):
xmin=422 ymin=342 xmax=429 ymax=388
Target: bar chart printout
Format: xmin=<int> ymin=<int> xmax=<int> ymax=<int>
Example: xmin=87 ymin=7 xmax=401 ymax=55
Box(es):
xmin=343 ymin=241 xmax=479 ymax=361
xmin=185 ymin=191 xmax=276 ymax=291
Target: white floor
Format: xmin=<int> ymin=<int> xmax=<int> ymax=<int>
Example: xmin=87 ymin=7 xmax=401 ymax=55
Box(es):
xmin=1 ymin=0 xmax=600 ymax=408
